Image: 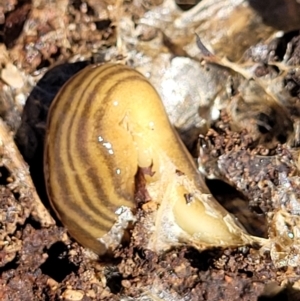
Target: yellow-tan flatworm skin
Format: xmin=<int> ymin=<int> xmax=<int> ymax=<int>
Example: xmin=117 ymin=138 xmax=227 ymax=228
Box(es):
xmin=44 ymin=63 xmax=262 ymax=256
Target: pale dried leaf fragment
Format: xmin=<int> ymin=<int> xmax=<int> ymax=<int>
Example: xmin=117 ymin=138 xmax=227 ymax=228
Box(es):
xmin=62 ymin=289 xmax=84 ymax=301
xmin=1 ymin=62 xmax=24 ymax=89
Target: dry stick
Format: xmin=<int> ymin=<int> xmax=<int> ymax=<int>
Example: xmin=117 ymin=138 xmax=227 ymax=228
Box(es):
xmin=0 ymin=118 xmax=54 ymax=227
